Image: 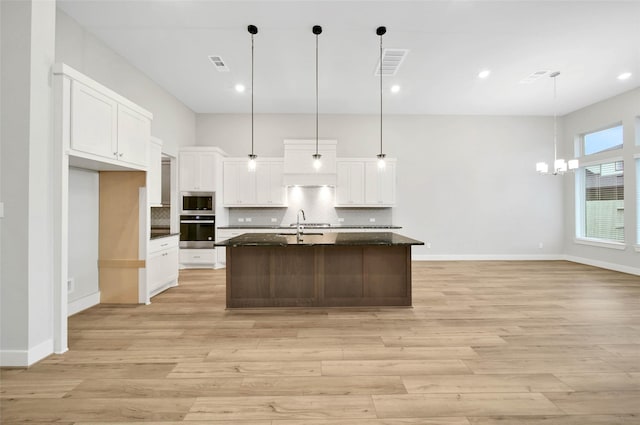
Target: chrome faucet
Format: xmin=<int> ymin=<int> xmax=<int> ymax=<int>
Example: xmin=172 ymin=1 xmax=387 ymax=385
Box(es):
xmin=296 ymin=209 xmax=306 ymax=238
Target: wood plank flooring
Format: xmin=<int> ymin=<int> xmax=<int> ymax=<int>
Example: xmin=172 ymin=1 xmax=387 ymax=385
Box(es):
xmin=1 ymin=260 xmax=640 ymax=424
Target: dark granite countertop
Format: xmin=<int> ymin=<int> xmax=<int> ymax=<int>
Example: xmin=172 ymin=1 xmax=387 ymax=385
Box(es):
xmin=215 ymin=232 xmax=423 ymax=247
xmin=217 ymin=224 xmax=402 ymax=229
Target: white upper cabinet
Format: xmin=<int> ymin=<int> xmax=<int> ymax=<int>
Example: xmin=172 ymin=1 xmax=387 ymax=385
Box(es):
xmin=117 ymin=104 xmax=151 ymax=167
xmin=148 ymin=138 xmax=162 ymax=206
xmin=335 ymin=159 xmax=396 ymax=207
xmin=70 ymin=80 xmax=118 ymax=159
xmin=335 ymin=161 xmax=365 ymax=206
xmin=256 ymin=161 xmax=286 ymax=206
xmin=365 ymin=160 xmax=396 ymax=206
xmin=179 ymin=151 xmax=217 ymax=192
xmin=223 ymin=159 xmax=285 ymax=207
xmin=57 ymin=64 xmax=153 ymax=171
xmin=223 ymin=160 xmax=256 ymax=206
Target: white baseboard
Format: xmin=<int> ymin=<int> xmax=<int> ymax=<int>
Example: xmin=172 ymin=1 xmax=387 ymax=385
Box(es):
xmin=68 ymin=291 xmax=100 ymax=316
xmin=564 ymin=255 xmax=640 ymax=276
xmin=0 ymin=338 xmax=53 ymax=367
xmin=412 ymin=254 xmax=564 ymax=261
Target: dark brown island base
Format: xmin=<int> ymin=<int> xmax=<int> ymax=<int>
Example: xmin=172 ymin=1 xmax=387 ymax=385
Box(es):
xmin=215 ymin=232 xmax=424 ymax=308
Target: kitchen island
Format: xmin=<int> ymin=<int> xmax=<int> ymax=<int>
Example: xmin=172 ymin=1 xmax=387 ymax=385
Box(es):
xmin=215 ymin=232 xmax=423 ymax=308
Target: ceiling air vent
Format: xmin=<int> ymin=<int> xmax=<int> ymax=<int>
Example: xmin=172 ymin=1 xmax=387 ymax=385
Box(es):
xmin=208 ymin=55 xmax=230 ymax=72
xmin=519 ymin=70 xmax=550 ymax=84
xmin=375 ymin=48 xmax=409 ymax=76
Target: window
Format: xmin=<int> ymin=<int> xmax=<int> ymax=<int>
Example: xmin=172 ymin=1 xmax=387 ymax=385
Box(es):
xmin=583 ymin=125 xmax=623 ymax=155
xmin=583 ymin=161 xmax=624 ymax=242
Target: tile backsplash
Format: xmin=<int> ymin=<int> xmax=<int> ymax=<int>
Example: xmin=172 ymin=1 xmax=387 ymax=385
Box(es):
xmin=228 ymin=186 xmax=392 ymax=226
xmin=151 ymin=206 xmax=170 ymax=227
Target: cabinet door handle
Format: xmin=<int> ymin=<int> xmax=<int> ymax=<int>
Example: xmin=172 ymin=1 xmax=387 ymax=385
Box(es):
xmin=113 ymin=152 xmax=118 ymax=157
xmin=160 ymin=243 xmax=168 ymax=247
xmin=193 ymin=255 xmax=201 ymax=259
xmin=119 ymin=153 xmax=124 ymax=157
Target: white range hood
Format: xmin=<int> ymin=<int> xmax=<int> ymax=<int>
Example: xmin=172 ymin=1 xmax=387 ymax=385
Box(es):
xmin=283 ymin=139 xmax=337 ymax=186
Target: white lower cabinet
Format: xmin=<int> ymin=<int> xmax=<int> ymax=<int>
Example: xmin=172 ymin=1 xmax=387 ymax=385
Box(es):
xmin=147 ymin=235 xmax=179 ymax=299
xmin=179 ymin=248 xmax=217 ymax=269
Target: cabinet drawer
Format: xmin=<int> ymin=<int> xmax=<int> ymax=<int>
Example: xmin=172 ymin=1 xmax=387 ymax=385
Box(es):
xmin=180 ymin=248 xmax=216 ymax=264
xmin=149 ymin=235 xmax=179 ymax=253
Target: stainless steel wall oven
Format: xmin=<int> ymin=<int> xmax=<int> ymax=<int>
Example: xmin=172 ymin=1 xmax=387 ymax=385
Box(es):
xmin=179 ymin=214 xmax=215 ymax=248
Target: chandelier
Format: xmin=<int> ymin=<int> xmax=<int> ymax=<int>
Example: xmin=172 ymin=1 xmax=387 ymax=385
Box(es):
xmin=536 ymin=72 xmax=578 ymax=175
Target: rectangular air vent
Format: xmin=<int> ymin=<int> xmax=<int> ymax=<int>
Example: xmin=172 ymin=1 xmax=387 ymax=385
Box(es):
xmin=375 ymin=48 xmax=409 ymax=76
xmin=519 ymin=70 xmax=550 ymax=84
xmin=209 ymin=55 xmax=230 ymax=72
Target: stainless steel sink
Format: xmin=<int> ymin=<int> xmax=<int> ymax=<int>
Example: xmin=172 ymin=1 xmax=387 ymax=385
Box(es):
xmin=277 ymin=232 xmax=324 ymax=236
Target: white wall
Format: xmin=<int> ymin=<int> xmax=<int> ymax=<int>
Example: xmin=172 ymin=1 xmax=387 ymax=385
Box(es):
xmin=197 ymin=113 xmax=564 ymax=259
xmin=55 ymin=10 xmax=196 ymax=156
xmin=1 ymin=0 xmax=56 ymax=366
xmin=562 ymin=88 xmax=640 ymax=274
xmin=67 ymin=168 xmax=99 ymax=307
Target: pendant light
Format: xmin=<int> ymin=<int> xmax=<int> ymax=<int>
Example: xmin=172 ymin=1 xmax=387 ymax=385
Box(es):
xmin=376 ymin=26 xmax=387 ymax=170
xmin=312 ymin=25 xmax=323 ymax=170
xmin=536 ymin=72 xmax=579 ymax=175
xmin=247 ymin=24 xmax=258 ymax=172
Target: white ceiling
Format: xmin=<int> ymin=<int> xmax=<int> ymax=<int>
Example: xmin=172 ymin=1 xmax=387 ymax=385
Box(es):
xmin=57 ymin=0 xmax=640 ymax=116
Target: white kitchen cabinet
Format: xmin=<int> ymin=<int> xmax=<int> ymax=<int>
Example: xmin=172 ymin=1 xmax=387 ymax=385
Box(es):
xmin=335 ymin=159 xmax=396 ymax=207
xmin=70 ymin=80 xmax=118 ymax=159
xmin=179 ymin=151 xmax=217 ymax=192
xmin=335 ymin=161 xmax=365 ymax=206
xmin=223 ymin=161 xmax=254 ymax=206
xmin=59 ymin=65 xmax=152 ymax=171
xmin=365 ymin=160 xmax=396 ymax=206
xmin=256 ymin=161 xmax=286 ymax=206
xmin=147 ymin=235 xmax=179 ymax=298
xmin=148 ymin=138 xmax=162 ymax=206
xmin=116 ymin=104 xmax=151 ymax=167
xmin=179 ymin=248 xmax=216 ymax=269
xmin=223 ymin=159 xmax=285 ymax=207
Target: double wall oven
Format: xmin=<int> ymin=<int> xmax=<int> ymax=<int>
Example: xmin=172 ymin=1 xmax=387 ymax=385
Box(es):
xmin=180 ymin=192 xmax=215 ymax=248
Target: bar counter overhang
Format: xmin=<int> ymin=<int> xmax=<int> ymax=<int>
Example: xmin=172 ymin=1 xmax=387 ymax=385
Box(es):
xmin=215 ymin=232 xmax=424 ymax=308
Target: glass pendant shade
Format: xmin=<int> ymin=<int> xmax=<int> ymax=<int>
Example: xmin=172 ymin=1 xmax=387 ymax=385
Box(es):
xmin=313 ymin=153 xmax=322 ymax=170
xmin=377 ymin=153 xmax=386 ymax=169
xmin=248 ymin=154 xmax=257 ymax=171
xmin=554 ymin=159 xmax=567 ymax=174
xmin=568 ymin=159 xmax=579 ymax=170
xmin=536 ymin=162 xmax=549 ymax=174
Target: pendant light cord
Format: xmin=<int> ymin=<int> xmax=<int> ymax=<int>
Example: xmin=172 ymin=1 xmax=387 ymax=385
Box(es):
xmin=553 ymin=73 xmax=557 ymax=163
xmin=379 ymin=34 xmax=383 ymax=156
xmin=251 ymin=33 xmax=255 ymax=156
xmin=316 ymin=32 xmax=319 ymax=156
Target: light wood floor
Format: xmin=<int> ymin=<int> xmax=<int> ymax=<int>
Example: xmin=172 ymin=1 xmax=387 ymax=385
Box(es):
xmin=2 ymin=261 xmax=640 ymax=424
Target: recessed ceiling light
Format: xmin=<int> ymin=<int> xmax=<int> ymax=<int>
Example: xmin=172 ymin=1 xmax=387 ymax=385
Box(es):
xmin=390 ymin=85 xmax=401 ymax=93
xmin=478 ymin=69 xmax=491 ymax=79
xmin=235 ymin=84 xmax=246 ymax=93
xmin=617 ymin=72 xmax=632 ymax=80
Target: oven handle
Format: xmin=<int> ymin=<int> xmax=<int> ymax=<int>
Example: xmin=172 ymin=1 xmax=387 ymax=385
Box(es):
xmin=180 ymin=220 xmax=215 ymax=224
